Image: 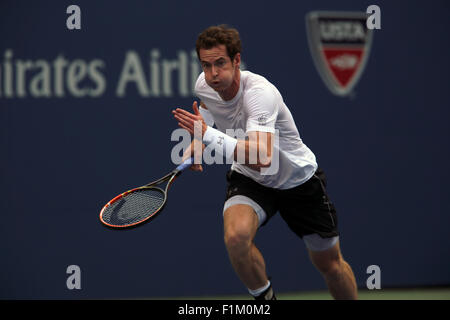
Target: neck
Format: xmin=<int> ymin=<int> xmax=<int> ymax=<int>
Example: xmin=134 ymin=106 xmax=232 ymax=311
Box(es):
xmin=220 ymin=69 xmax=241 ymax=101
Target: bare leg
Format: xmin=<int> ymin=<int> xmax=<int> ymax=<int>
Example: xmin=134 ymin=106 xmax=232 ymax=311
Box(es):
xmin=309 ymin=240 xmax=358 ymax=300
xmin=223 ymin=204 xmax=268 ymax=290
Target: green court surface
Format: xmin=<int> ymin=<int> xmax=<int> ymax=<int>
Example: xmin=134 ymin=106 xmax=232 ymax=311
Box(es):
xmin=174 ymin=288 xmax=450 ymax=300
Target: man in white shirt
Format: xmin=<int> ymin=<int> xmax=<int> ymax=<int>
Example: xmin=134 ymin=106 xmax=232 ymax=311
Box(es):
xmin=172 ymin=25 xmax=357 ymax=300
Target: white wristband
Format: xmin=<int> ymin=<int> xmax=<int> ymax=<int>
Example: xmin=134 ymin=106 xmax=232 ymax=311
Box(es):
xmin=202 ymin=126 xmax=237 ymax=161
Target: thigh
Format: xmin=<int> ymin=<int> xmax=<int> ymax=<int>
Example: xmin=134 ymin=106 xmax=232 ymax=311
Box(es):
xmin=223 ymin=204 xmax=259 ymax=241
xmin=224 ymin=170 xmax=278 ymax=227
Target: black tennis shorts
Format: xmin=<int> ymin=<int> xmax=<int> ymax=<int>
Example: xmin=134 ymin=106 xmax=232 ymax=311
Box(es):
xmin=225 ymin=168 xmax=339 ymax=239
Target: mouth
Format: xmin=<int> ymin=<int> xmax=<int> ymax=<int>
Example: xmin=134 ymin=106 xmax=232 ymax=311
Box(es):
xmin=210 ymin=80 xmax=221 ymax=89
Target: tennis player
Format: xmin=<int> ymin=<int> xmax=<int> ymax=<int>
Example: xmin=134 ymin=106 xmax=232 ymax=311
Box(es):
xmin=172 ymin=25 xmax=358 ymax=300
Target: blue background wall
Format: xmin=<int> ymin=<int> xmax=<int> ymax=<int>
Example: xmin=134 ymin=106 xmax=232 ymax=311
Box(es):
xmin=1 ymin=0 xmax=449 ymax=299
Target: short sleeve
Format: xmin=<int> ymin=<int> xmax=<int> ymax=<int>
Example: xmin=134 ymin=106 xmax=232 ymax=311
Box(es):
xmin=244 ymin=87 xmax=278 ymax=133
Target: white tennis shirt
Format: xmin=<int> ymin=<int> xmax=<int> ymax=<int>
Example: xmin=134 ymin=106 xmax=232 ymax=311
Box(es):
xmin=194 ymin=70 xmax=318 ymax=189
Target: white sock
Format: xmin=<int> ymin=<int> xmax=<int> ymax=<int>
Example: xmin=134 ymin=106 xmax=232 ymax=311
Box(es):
xmin=248 ymin=280 xmax=271 ymax=297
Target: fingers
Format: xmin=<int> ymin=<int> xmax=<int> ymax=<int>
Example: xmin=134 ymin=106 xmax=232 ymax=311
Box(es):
xmin=172 ymin=109 xmax=196 ymax=130
xmin=174 ymin=112 xmax=192 ymax=127
xmin=174 ymin=114 xmax=198 ymax=136
xmin=177 ymin=121 xmax=194 ymax=135
xmin=192 ymin=101 xmax=200 ymax=115
xmin=173 ymin=108 xmax=197 ymax=119
xmin=172 ymin=101 xmax=206 ymax=137
xmin=172 ymin=103 xmax=206 ymax=135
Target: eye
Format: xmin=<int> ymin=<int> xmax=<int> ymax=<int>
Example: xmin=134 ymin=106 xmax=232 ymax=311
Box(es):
xmin=216 ymin=59 xmax=226 ymax=67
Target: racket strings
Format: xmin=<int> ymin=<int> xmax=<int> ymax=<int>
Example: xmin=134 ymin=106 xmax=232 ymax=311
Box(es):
xmin=101 ymin=188 xmax=166 ymax=226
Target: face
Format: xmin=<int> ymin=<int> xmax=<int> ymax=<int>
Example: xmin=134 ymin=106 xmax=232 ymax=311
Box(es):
xmin=199 ymin=45 xmax=240 ymax=95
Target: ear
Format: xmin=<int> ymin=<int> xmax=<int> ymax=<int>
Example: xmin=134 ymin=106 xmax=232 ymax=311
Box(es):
xmin=233 ymin=53 xmax=241 ymax=69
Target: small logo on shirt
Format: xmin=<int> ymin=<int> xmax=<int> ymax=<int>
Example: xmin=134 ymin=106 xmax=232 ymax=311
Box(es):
xmin=258 ymin=115 xmax=268 ymax=126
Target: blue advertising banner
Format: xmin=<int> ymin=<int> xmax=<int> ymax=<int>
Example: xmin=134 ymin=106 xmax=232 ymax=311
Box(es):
xmin=1 ymin=0 xmax=449 ymax=299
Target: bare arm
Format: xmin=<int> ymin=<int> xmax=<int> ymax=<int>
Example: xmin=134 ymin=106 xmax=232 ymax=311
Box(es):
xmin=173 ymin=101 xmax=272 ymax=171
xmin=234 ymin=131 xmax=273 ymax=170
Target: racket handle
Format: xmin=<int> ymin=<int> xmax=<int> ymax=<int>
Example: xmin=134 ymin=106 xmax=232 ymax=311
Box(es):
xmin=175 ymin=156 xmax=194 ymax=172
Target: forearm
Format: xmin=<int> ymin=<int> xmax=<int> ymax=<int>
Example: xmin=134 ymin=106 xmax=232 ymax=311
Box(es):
xmin=234 ymin=139 xmax=272 ymax=169
xmin=202 ymin=126 xmax=272 ymax=169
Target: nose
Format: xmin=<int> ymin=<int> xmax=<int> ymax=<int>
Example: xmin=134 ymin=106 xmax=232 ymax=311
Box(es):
xmin=211 ymin=65 xmax=219 ymax=77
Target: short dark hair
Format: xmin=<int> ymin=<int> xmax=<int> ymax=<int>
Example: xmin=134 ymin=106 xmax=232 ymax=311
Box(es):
xmin=196 ymin=25 xmax=241 ymax=61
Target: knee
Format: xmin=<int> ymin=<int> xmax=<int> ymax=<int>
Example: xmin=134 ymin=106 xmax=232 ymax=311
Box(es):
xmin=320 ymin=260 xmax=343 ymax=278
xmin=224 ymin=227 xmax=252 ymax=253
xmin=312 ymin=255 xmax=343 ymax=278
xmin=223 ymin=205 xmax=258 ymax=255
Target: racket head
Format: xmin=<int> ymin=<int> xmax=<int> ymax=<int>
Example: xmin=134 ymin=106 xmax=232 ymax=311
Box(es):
xmin=99 ymin=157 xmax=193 ymax=229
xmin=99 ymin=186 xmax=167 ymax=229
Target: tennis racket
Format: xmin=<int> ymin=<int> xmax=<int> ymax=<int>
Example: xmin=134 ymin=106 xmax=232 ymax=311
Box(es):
xmin=99 ymin=157 xmax=193 ymax=229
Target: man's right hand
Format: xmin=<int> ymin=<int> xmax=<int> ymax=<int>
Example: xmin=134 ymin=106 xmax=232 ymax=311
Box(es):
xmin=190 ymin=164 xmax=203 ymax=172
xmin=181 ymin=140 xmax=204 ymax=172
